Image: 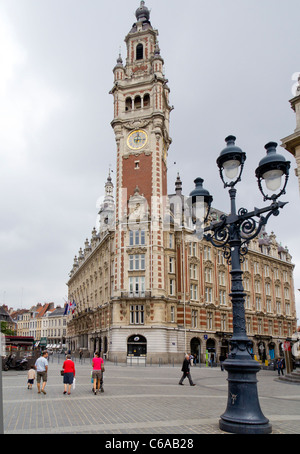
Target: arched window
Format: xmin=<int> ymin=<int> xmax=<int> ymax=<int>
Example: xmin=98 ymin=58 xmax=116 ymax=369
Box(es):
xmin=127 ymin=334 xmax=147 ymax=356
xmin=143 ymin=93 xmax=150 ymax=108
xmin=125 ymin=97 xmax=132 ymax=112
xmin=190 ymin=337 xmax=201 ymax=364
xmin=136 ymin=43 xmax=143 ymax=60
xmin=134 ymin=95 xmax=141 ymax=109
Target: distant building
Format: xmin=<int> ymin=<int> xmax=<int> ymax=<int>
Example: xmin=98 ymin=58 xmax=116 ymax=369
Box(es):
xmin=42 ymin=307 xmax=67 ymax=349
xmin=13 ymin=310 xmax=30 ymax=336
xmin=26 ymin=303 xmax=54 ymax=342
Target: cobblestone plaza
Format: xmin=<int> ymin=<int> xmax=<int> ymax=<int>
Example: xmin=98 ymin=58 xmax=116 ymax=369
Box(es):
xmin=2 ymin=356 xmax=300 ymax=435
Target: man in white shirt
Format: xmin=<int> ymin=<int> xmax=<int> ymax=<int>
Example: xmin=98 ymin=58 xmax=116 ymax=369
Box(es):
xmin=35 ymin=351 xmax=49 ymax=394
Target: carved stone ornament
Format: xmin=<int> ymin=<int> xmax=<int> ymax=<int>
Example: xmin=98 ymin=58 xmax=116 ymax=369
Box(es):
xmin=124 ymin=120 xmax=151 ymax=131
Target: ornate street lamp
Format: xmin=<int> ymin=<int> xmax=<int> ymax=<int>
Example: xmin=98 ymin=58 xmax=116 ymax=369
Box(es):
xmin=189 ymin=136 xmax=290 ymax=434
xmin=256 ymin=141 xmax=290 ymax=201
xmin=189 ymin=177 xmax=213 ymax=225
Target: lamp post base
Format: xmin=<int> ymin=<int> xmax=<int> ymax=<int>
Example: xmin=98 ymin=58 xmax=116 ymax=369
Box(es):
xmin=219 ymin=419 xmax=272 ymax=435
xmin=219 ymin=356 xmax=272 ymax=434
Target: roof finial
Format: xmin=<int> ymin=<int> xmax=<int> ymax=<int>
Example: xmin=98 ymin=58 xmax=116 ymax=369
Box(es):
xmin=116 ymin=47 xmax=123 ymax=66
xmin=175 ymin=172 xmax=182 ymax=195
xmin=135 ymin=1 xmax=150 ymax=22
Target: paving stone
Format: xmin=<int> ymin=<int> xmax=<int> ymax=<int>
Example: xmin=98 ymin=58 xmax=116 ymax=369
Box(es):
xmin=2 ymin=357 xmax=300 ymax=434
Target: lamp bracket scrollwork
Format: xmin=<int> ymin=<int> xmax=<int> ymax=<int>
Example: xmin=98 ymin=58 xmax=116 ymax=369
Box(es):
xmin=204 ymin=200 xmax=287 ymax=265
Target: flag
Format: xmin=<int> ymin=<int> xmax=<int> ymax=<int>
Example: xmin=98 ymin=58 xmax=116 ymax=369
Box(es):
xmin=63 ymin=303 xmax=68 ymax=315
xmin=67 ymin=300 xmax=73 ymax=314
xmin=72 ymin=299 xmax=76 ymax=314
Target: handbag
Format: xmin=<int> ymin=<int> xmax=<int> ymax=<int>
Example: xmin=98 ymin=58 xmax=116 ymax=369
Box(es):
xmin=60 ymin=369 xmax=64 ymax=376
xmin=101 ymin=363 xmax=105 ymax=373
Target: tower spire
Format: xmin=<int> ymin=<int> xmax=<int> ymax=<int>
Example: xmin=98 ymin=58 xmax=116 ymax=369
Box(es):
xmin=175 ymin=172 xmax=182 ymax=195
xmin=135 ymin=1 xmax=150 ymax=22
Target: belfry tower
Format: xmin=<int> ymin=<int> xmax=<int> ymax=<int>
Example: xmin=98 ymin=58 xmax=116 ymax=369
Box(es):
xmin=110 ymin=1 xmax=173 ymax=298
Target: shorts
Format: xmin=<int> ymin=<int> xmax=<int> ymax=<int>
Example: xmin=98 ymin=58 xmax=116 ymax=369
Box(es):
xmin=36 ymin=371 xmax=47 ymax=383
xmin=27 ymin=379 xmax=34 ymax=385
xmin=92 ymin=370 xmax=102 ymax=380
xmin=63 ymin=372 xmax=74 ymax=385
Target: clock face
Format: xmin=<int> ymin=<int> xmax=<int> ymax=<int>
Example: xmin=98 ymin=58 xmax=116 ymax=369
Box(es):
xmin=127 ymin=130 xmax=148 ymax=150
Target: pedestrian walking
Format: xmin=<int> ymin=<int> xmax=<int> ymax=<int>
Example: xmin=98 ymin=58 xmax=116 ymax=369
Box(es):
xmin=35 ymin=350 xmax=48 ymax=395
xmin=193 ymin=354 xmax=197 ymax=366
xmin=62 ymin=354 xmax=76 ymax=395
xmin=92 ymin=351 xmax=104 ymax=395
xmin=179 ymin=354 xmax=196 ymax=386
xmin=220 ymin=355 xmax=225 ymax=371
xmin=27 ymin=365 xmax=36 ymax=389
xmin=276 ymin=358 xmax=284 ymax=376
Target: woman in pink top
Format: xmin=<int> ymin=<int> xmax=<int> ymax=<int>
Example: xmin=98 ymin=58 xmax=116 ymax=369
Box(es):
xmin=92 ymin=351 xmax=104 ymax=395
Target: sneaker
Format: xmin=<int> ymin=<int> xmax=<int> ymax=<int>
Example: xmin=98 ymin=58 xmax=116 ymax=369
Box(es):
xmin=191 ymin=384 xmax=196 ymax=386
xmin=178 ymin=383 xmax=184 ymax=385
xmin=41 ymin=390 xmax=46 ymax=394
xmin=100 ymin=387 xmax=104 ymax=393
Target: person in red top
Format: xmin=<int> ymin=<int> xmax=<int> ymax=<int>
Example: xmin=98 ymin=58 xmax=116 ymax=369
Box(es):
xmin=92 ymin=351 xmax=104 ymax=395
xmin=62 ymin=354 xmax=76 ymax=395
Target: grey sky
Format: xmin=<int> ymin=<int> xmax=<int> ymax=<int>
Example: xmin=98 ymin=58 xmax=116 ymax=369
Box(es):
xmin=1 ymin=0 xmax=299 ymax=320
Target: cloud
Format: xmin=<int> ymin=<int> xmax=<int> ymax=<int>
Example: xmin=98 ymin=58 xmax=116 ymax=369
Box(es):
xmin=0 ymin=0 xmax=299 ymax=322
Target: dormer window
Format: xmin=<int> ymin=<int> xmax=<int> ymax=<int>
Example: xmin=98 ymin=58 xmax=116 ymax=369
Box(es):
xmin=136 ymin=43 xmax=143 ymax=60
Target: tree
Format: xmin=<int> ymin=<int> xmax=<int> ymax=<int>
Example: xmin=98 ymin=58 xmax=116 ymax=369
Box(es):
xmin=0 ymin=322 xmax=15 ymax=336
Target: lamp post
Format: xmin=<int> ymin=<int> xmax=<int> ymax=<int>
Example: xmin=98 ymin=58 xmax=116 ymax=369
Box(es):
xmin=190 ymin=136 xmax=290 ymax=434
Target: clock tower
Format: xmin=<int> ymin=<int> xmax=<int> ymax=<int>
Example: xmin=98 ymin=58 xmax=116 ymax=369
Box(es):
xmin=110 ymin=1 xmax=173 ymax=302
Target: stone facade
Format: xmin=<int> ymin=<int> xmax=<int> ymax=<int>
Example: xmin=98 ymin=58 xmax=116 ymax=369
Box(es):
xmin=281 ymin=75 xmax=300 ymax=194
xmin=66 ymin=2 xmax=297 ymax=364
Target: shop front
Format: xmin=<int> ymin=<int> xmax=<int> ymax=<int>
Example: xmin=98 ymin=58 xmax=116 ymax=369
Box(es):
xmin=127 ymin=334 xmax=147 ymax=364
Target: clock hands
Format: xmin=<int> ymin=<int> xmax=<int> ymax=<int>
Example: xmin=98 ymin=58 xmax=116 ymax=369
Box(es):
xmin=128 ymin=130 xmax=147 ymax=149
xmin=134 ymin=133 xmax=141 ymax=144
xmin=134 ymin=132 xmax=145 ymax=145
